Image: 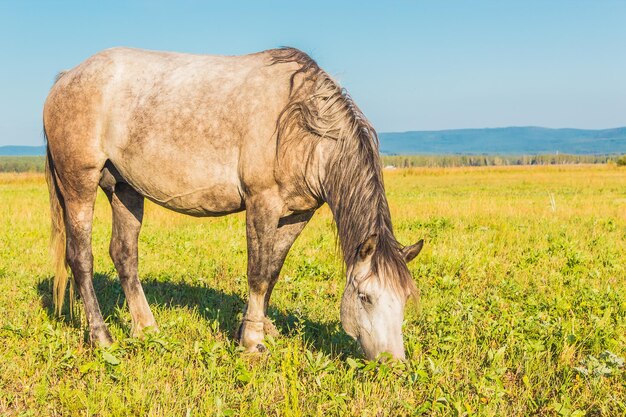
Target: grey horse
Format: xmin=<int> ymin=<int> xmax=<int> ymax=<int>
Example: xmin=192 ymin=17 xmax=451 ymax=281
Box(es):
xmin=43 ymin=47 xmax=423 ymax=360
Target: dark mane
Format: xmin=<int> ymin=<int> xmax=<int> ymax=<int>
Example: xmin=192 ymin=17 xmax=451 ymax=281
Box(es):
xmin=269 ymin=47 xmax=416 ymax=297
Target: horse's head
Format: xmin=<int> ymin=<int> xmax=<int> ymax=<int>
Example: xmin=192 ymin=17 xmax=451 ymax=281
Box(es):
xmin=340 ymin=235 xmax=423 ymax=360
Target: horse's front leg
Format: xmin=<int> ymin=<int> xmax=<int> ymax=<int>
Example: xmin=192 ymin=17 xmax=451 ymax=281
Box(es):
xmin=239 ymin=194 xmax=313 ymax=353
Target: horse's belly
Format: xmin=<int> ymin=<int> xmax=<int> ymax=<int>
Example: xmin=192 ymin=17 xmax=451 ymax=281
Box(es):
xmin=112 ymin=156 xmax=245 ymax=217
xmin=146 ymin=182 xmax=244 ymax=216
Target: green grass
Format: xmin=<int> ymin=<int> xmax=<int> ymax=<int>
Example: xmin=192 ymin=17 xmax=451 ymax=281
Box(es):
xmin=1 ymin=166 xmax=625 ymax=416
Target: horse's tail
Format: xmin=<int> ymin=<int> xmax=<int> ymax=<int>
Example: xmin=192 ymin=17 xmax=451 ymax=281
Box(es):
xmin=44 ymin=136 xmax=72 ymax=315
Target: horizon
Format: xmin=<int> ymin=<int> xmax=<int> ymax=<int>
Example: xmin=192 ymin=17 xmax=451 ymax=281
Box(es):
xmin=2 ymin=124 xmax=626 ymax=149
xmin=2 ymin=1 xmax=626 ymax=146
xmin=3 ymin=125 xmax=626 ymax=157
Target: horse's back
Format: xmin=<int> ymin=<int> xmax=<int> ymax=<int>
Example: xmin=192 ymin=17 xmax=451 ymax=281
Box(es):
xmin=44 ymin=47 xmax=297 ymax=216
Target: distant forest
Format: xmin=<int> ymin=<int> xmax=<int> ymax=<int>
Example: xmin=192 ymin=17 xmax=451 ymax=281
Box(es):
xmin=0 ymin=154 xmax=624 ymax=173
xmin=0 ymin=156 xmax=46 ymax=173
xmin=381 ymin=153 xmax=620 ymax=168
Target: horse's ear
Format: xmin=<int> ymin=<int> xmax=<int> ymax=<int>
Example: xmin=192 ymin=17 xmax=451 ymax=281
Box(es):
xmin=358 ymin=234 xmax=377 ymax=261
xmin=402 ymin=239 xmax=424 ymax=263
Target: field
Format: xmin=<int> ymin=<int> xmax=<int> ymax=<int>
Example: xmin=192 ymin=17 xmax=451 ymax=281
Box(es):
xmin=1 ymin=165 xmax=625 ymax=416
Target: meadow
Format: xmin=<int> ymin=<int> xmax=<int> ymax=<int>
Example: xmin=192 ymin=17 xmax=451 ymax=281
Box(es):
xmin=1 ymin=165 xmax=625 ymax=416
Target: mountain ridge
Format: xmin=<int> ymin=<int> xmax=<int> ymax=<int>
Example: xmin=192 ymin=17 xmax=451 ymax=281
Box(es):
xmin=0 ymin=145 xmax=47 ymax=156
xmin=2 ymin=126 xmax=626 ymax=156
xmin=378 ymin=126 xmax=626 ymax=155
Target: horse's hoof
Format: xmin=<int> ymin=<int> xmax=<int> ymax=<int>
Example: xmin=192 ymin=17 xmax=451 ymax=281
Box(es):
xmin=262 ymin=317 xmax=280 ymax=338
xmin=132 ymin=324 xmax=159 ymax=339
xmin=90 ymin=331 xmax=114 ymax=347
xmin=244 ymin=342 xmax=268 ymax=354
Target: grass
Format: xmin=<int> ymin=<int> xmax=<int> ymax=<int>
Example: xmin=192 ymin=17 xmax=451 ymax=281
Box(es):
xmin=1 ymin=165 xmax=625 ymax=416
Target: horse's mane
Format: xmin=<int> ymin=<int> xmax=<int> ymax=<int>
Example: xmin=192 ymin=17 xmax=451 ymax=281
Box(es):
xmin=269 ymin=47 xmax=416 ymax=298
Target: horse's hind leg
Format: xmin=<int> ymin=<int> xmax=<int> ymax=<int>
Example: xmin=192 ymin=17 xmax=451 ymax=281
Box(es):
xmin=63 ymin=174 xmax=114 ymax=346
xmin=102 ymin=180 xmax=157 ymax=337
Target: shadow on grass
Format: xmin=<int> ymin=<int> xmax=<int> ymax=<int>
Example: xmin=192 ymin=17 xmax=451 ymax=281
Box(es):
xmin=37 ymin=273 xmax=358 ymax=359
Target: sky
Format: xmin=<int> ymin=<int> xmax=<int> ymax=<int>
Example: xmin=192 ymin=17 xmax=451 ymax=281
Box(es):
xmin=1 ymin=1 xmax=625 ymax=146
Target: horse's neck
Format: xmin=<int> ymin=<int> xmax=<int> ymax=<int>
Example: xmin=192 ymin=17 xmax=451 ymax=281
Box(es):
xmin=322 ymin=151 xmax=393 ymax=265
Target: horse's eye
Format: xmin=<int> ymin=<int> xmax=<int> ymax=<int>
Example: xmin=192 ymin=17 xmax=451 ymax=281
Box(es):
xmin=358 ymin=293 xmax=371 ymax=304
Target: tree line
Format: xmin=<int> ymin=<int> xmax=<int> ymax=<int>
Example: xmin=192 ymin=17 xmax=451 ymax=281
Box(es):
xmin=0 ymin=156 xmax=45 ymax=172
xmin=381 ymin=154 xmax=622 ymax=168
xmin=0 ymin=154 xmax=624 ymax=173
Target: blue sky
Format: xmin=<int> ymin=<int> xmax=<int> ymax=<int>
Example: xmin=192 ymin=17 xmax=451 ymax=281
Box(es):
xmin=1 ymin=1 xmax=625 ymax=146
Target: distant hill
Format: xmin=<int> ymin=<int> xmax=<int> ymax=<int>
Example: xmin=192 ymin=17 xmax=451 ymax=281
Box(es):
xmin=0 ymin=145 xmax=46 ymax=156
xmin=3 ymin=127 xmax=626 ymax=156
xmin=379 ymin=126 xmax=626 ymax=155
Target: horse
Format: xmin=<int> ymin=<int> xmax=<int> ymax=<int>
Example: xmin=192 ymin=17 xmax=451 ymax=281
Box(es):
xmin=43 ymin=47 xmax=424 ymax=360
